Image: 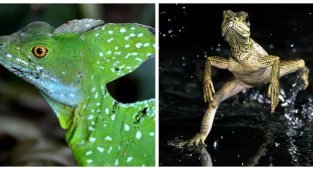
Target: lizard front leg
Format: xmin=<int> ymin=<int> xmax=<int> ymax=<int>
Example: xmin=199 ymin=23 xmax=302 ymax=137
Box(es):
xmin=180 ymin=78 xmax=248 ymax=147
xmin=258 ymin=55 xmax=280 ymax=113
xmin=280 ymin=59 xmax=309 ymax=89
xmin=203 ymin=56 xmax=229 ymax=105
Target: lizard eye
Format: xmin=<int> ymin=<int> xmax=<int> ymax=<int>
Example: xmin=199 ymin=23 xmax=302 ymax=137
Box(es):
xmin=32 ymin=46 xmax=47 ymax=58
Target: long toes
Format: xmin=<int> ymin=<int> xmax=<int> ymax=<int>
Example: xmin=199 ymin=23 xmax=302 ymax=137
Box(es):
xmin=303 ymin=81 xmax=309 ymax=90
xmin=195 ymin=139 xmax=200 ymax=146
xmin=177 ymin=141 xmax=188 ymax=148
xmin=200 ymin=139 xmax=207 ymax=147
xmin=187 ymin=140 xmax=195 ymax=147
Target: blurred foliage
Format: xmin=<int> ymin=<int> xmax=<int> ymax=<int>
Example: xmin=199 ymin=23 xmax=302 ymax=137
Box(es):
xmin=0 ymin=4 xmax=155 ymax=166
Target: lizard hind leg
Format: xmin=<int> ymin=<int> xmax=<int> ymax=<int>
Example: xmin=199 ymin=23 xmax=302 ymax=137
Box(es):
xmin=181 ymin=78 xmax=248 ymax=147
xmin=280 ymin=59 xmax=309 ymax=89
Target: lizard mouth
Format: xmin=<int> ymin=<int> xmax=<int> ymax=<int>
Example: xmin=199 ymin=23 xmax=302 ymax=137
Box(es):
xmin=222 ymin=21 xmax=250 ymax=38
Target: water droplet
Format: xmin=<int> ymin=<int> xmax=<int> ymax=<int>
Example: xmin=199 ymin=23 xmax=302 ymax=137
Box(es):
xmin=275 ymin=142 xmax=280 ymax=147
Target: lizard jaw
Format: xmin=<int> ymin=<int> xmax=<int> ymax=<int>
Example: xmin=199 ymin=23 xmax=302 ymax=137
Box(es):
xmin=0 ymin=50 xmax=81 ymax=107
xmin=222 ymin=21 xmax=250 ymax=38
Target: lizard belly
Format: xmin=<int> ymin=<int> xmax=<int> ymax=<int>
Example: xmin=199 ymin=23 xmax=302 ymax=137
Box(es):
xmin=232 ymin=67 xmax=271 ymax=86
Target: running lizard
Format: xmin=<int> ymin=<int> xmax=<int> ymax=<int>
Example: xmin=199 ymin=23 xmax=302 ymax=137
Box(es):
xmin=0 ymin=19 xmax=155 ymax=166
xmin=183 ymin=10 xmax=309 ymax=146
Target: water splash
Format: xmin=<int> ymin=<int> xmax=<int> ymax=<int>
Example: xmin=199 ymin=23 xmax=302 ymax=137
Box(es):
xmin=280 ymin=73 xmax=313 ymax=165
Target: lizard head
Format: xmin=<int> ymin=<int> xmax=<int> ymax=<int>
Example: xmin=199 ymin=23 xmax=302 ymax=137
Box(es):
xmin=0 ymin=19 xmax=155 ymax=107
xmin=221 ymin=10 xmax=250 ymax=40
xmin=0 ymin=21 xmax=97 ymax=107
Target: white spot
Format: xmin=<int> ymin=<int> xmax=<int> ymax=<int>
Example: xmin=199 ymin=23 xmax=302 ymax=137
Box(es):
xmin=126 ymin=157 xmax=133 ymax=163
xmin=88 ymin=115 xmax=94 ymax=120
xmin=132 ymin=52 xmax=138 ymax=56
xmin=143 ymin=43 xmax=150 ymax=47
xmin=91 ymin=87 xmax=96 ymax=92
xmin=124 ymin=36 xmax=130 ymax=40
xmin=101 ymin=26 xmax=105 ymax=30
xmin=135 ymin=43 xmax=142 ymax=48
xmin=129 ymin=33 xmax=136 ymax=37
xmin=124 ymin=124 xmax=130 ymax=131
xmin=136 ymin=131 xmax=142 ymax=139
xmin=107 ymin=38 xmax=114 ymax=43
xmin=87 ymin=159 xmax=93 ymax=164
xmin=120 ymin=28 xmax=126 ymax=33
xmin=86 ymin=151 xmax=93 ymax=156
xmin=114 ymin=46 xmax=119 ymax=50
xmin=108 ymin=146 xmax=112 ymax=153
xmin=138 ymin=33 xmax=144 ymax=37
xmin=85 ymin=24 xmax=91 ymax=28
xmin=105 ymin=136 xmax=112 ymax=141
xmin=36 ymin=66 xmax=43 ymax=71
xmin=16 ymin=58 xmax=29 ymax=65
xmin=6 ymin=54 xmax=12 ymax=58
xmin=105 ymin=108 xmax=109 ymax=114
xmin=95 ymin=33 xmax=99 ymax=37
xmin=108 ymin=30 xmax=113 ymax=34
xmin=89 ymin=137 xmax=96 ymax=143
xmin=20 ymin=33 xmax=25 ymax=36
xmin=106 ymin=50 xmax=112 ymax=55
xmin=149 ymin=132 xmax=155 ymax=136
xmin=97 ymin=147 xmax=104 ymax=152
xmin=99 ymin=52 xmax=103 ymax=57
xmin=131 ymin=27 xmax=136 ymax=30
xmin=94 ymin=92 xmax=99 ymax=99
xmin=125 ymin=44 xmax=130 ymax=48
xmin=111 ymin=114 xmax=116 ymax=121
xmin=135 ymin=57 xmax=143 ymax=62
xmin=115 ymin=159 xmax=119 ymax=166
xmin=96 ymin=102 xmax=100 ymax=106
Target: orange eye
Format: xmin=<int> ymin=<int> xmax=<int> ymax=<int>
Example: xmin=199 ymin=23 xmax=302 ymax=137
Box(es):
xmin=32 ymin=46 xmax=47 ymax=58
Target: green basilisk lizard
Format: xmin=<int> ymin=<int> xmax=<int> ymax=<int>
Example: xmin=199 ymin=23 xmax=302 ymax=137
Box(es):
xmin=0 ymin=19 xmax=155 ymax=166
xmin=182 ymin=10 xmax=309 ymax=146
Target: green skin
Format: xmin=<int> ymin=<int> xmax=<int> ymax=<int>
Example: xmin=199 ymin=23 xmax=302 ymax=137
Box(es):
xmin=0 ymin=19 xmax=155 ymax=166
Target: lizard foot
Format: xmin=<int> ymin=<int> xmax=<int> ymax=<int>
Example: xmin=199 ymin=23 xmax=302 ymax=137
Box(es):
xmin=203 ymin=79 xmax=215 ymax=104
xmin=178 ymin=133 xmax=208 ymax=147
xmin=268 ymin=81 xmax=279 ymax=114
xmin=301 ymin=67 xmax=309 ymax=90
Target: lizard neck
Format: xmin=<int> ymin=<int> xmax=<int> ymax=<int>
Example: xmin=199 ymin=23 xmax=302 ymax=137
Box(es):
xmin=64 ymin=85 xmax=155 ymax=165
xmin=227 ymin=35 xmax=252 ymax=60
